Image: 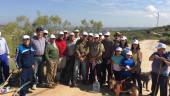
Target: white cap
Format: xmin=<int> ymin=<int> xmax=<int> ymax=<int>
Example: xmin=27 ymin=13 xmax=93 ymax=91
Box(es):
xmin=99 ymin=33 xmax=103 ymax=36
xmin=50 ymin=34 xmax=56 ymax=39
xmin=156 ymin=43 xmax=166 ymax=49
xmin=88 ymin=33 xmax=93 ymax=36
xmin=126 ymin=51 xmax=132 ymax=55
xmin=59 ymin=31 xmax=64 ymax=35
xmin=115 ymin=47 xmax=122 ymax=51
xmin=82 ymin=31 xmax=88 ymax=36
xmin=70 ymin=32 xmax=75 ymax=36
xmin=104 ymin=32 xmax=110 ymax=36
xmin=23 ymin=35 xmax=30 ymax=39
xmin=94 ymin=34 xmax=99 ymax=38
xmin=121 ymin=36 xmax=127 ymax=40
xmin=43 ymin=30 xmax=48 ymax=34
xmin=64 ymin=30 xmax=68 ymax=33
xmin=74 ymin=29 xmax=80 ymax=32
xmin=132 ymin=39 xmax=139 ymax=44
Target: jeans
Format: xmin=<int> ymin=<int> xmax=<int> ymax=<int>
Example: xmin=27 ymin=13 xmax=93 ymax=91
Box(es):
xmin=33 ymin=56 xmax=44 ymax=85
xmin=73 ymin=58 xmax=86 ymax=82
xmin=0 ymin=54 xmax=9 ymax=83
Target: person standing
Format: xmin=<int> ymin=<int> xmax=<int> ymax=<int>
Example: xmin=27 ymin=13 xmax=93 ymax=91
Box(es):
xmin=16 ymin=35 xmax=35 ymax=96
xmin=31 ymin=27 xmax=46 ymax=89
xmin=44 ymin=34 xmax=59 ymax=88
xmin=149 ymin=43 xmax=170 ymax=96
xmin=74 ymin=32 xmax=89 ymax=85
xmin=110 ymin=47 xmax=124 ymax=81
xmin=131 ymin=39 xmax=143 ymax=95
xmin=87 ymin=34 xmax=105 ymax=84
xmin=63 ymin=30 xmax=69 ymax=40
xmin=65 ymin=32 xmax=76 ymax=86
xmin=101 ymin=31 xmax=113 ymax=85
xmin=0 ymin=32 xmax=10 ymax=83
xmin=55 ymin=31 xmax=67 ymax=82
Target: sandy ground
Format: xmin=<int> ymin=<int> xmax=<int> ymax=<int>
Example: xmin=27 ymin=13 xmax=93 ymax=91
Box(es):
xmin=3 ymin=40 xmax=170 ymax=96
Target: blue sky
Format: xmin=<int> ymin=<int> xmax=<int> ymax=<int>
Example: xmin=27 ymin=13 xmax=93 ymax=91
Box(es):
xmin=0 ymin=0 xmax=170 ymax=27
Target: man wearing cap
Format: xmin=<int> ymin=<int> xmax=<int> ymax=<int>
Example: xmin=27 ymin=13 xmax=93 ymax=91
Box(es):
xmin=87 ymin=34 xmax=105 ymax=84
xmin=55 ymin=31 xmax=67 ymax=82
xmin=44 ymin=34 xmax=59 ymax=88
xmin=16 ymin=35 xmax=35 ymax=96
xmin=98 ymin=33 xmax=104 ymax=42
xmin=74 ymin=32 xmax=89 ymax=85
xmin=149 ymin=43 xmax=170 ymax=96
xmin=0 ymin=32 xmax=10 ymax=84
xmin=74 ymin=29 xmax=80 ymax=42
xmin=43 ymin=30 xmax=49 ymax=40
xmin=31 ymin=27 xmax=46 ymax=89
xmin=101 ymin=31 xmax=113 ymax=85
xmin=64 ymin=32 xmax=77 ymax=86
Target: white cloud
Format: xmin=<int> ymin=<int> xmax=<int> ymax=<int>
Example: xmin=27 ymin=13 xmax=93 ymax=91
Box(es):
xmin=145 ymin=5 xmax=158 ymax=13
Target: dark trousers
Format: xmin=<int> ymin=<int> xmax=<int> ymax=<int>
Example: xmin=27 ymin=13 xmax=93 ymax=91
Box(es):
xmin=20 ymin=68 xmax=33 ymax=96
xmin=62 ymin=56 xmax=75 ymax=84
xmin=132 ymin=72 xmax=142 ymax=94
xmin=0 ymin=54 xmax=9 ymax=83
xmin=101 ymin=58 xmax=112 ymax=84
xmin=151 ymin=72 xmax=168 ymax=96
xmin=113 ymin=70 xmax=121 ymax=81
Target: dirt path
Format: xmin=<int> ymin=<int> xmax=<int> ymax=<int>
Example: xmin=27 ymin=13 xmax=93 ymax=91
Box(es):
xmin=4 ymin=40 xmax=170 ymax=96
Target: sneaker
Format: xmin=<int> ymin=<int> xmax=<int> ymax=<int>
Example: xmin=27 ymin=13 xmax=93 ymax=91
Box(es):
xmin=32 ymin=84 xmax=37 ymax=90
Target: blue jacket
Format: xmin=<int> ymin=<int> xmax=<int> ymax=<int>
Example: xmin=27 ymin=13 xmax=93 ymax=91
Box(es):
xmin=16 ymin=44 xmax=35 ymax=68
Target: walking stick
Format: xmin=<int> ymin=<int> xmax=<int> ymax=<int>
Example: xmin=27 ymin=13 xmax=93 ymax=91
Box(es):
xmin=12 ymin=81 xmax=31 ymax=96
xmin=0 ymin=69 xmax=15 ymax=88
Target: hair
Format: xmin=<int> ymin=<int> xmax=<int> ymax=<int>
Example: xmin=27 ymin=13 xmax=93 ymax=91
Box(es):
xmin=131 ymin=44 xmax=140 ymax=52
xmin=120 ymin=40 xmax=128 ymax=48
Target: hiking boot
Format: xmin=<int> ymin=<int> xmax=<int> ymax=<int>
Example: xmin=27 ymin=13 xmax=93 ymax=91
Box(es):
xmin=32 ymin=84 xmax=37 ymax=90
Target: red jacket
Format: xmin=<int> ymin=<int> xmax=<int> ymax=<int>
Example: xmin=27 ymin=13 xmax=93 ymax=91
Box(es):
xmin=55 ymin=39 xmax=66 ymax=57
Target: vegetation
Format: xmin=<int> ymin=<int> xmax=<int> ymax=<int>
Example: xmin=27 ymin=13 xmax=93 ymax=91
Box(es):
xmin=0 ymin=13 xmax=103 ymax=57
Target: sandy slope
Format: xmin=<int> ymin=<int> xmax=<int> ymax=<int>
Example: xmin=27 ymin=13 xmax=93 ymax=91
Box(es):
xmin=4 ymin=40 xmax=170 ymax=96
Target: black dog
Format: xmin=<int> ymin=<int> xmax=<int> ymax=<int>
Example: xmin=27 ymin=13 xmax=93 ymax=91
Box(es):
xmin=140 ymin=71 xmax=151 ymax=91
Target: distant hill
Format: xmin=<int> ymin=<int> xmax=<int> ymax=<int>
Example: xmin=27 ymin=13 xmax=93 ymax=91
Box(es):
xmin=103 ymin=27 xmax=150 ymax=31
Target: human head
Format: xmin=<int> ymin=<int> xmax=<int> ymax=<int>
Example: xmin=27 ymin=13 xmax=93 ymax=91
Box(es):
xmin=104 ymin=31 xmax=110 ymax=40
xmin=131 ymin=39 xmax=140 ymax=51
xmin=115 ymin=47 xmax=122 ymax=56
xmin=156 ymin=43 xmax=166 ymax=53
xmin=58 ymin=31 xmax=64 ymax=40
xmin=82 ymin=31 xmax=88 ymax=41
xmin=74 ymin=29 xmax=80 ymax=38
xmin=43 ymin=30 xmax=48 ymax=38
xmin=126 ymin=51 xmax=132 ymax=58
xmin=36 ymin=27 xmax=44 ymax=38
xmin=94 ymin=34 xmax=99 ymax=42
xmin=49 ymin=34 xmax=56 ymax=43
xmin=69 ymin=32 xmax=75 ymax=41
xmin=22 ymin=35 xmax=30 ymax=46
xmin=88 ymin=33 xmax=94 ymax=41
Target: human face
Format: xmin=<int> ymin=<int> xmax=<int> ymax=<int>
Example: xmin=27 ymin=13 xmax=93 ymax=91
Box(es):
xmin=157 ymin=48 xmax=166 ymax=54
xmin=88 ymin=36 xmax=93 ymax=41
xmin=36 ymin=31 xmax=44 ymax=38
xmin=115 ymin=51 xmax=121 ymax=56
xmin=59 ymin=34 xmax=64 ymax=39
xmin=74 ymin=32 xmax=79 ymax=37
xmin=126 ymin=54 xmax=132 ymax=59
xmin=133 ymin=44 xmax=138 ymax=49
xmin=94 ymin=37 xmax=99 ymax=42
xmin=70 ymin=35 xmax=75 ymax=41
xmin=104 ymin=35 xmax=109 ymax=40
xmin=23 ymin=39 xmax=30 ymax=46
xmin=50 ymin=38 xmax=56 ymax=43
xmin=82 ymin=35 xmax=88 ymax=40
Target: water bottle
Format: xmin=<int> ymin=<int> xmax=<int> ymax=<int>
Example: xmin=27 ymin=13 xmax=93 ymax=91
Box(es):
xmin=92 ymin=81 xmax=100 ymax=92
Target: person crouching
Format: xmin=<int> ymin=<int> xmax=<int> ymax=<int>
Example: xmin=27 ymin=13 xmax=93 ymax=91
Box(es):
xmin=15 ymin=35 xmax=35 ymax=96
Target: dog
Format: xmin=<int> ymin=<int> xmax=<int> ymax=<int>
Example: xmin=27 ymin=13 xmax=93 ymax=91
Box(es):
xmin=140 ymin=71 xmax=151 ymax=91
xmin=109 ymin=79 xmax=139 ymax=96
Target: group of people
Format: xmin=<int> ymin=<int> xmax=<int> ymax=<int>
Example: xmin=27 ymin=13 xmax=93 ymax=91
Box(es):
xmin=0 ymin=26 xmax=170 ymax=96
